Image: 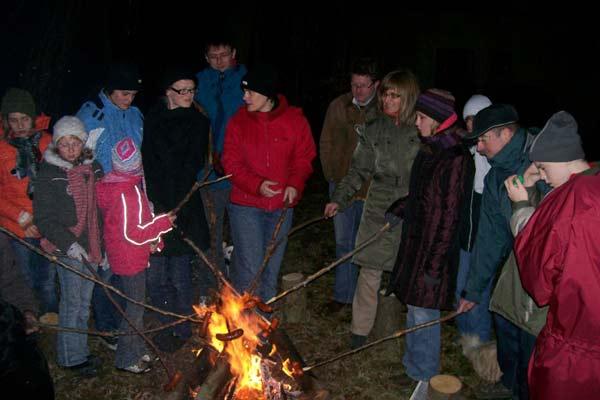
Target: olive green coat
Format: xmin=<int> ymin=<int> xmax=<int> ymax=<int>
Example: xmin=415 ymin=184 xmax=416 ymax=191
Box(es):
xmin=331 ymin=115 xmax=420 ymax=271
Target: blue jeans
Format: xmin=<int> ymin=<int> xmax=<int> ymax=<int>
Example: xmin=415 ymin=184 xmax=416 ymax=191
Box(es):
xmin=56 ymin=257 xmax=96 ymax=367
xmin=404 ymin=305 xmax=441 ymax=381
xmin=11 ymin=238 xmax=58 ymax=314
xmin=91 ymin=266 xmax=123 ymax=333
xmin=329 ymin=182 xmax=362 ymax=304
xmin=455 ymin=249 xmax=493 ymax=341
xmin=495 ymin=313 xmax=536 ymax=400
xmin=228 ymin=204 xmax=293 ymax=302
xmin=115 ymin=271 xmax=147 ymax=368
xmin=146 ymin=255 xmax=193 ymax=338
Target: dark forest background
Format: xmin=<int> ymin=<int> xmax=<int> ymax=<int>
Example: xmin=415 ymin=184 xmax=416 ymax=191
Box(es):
xmin=2 ymin=2 xmax=598 ymax=159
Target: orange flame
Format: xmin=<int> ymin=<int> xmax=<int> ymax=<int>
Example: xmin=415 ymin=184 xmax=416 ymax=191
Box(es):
xmin=193 ymin=286 xmax=271 ymax=399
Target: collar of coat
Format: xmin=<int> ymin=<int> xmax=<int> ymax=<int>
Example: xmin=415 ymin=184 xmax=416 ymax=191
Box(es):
xmin=43 ymin=142 xmax=94 ymax=169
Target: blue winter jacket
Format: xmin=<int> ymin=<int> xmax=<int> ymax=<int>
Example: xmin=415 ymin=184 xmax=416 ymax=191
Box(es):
xmin=76 ymin=90 xmax=144 ymax=173
xmin=195 ymin=64 xmax=246 ymax=189
xmin=463 ymin=128 xmax=536 ymax=303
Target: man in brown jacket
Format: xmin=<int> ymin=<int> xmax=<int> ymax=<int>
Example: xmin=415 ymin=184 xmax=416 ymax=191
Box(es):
xmin=319 ymin=58 xmax=379 ymax=312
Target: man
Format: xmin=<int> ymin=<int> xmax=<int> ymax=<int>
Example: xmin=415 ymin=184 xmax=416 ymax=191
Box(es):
xmin=76 ymin=63 xmax=143 ymax=349
xmin=194 ymin=36 xmax=246 ymax=284
xmin=319 ymin=58 xmax=379 ymax=312
xmin=457 ymin=104 xmax=547 ymax=399
xmin=509 ymin=111 xmax=599 ymax=400
xmin=0 ymin=88 xmax=57 ymax=317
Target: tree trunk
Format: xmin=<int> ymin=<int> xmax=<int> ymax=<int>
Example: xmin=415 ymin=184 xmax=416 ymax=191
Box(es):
xmin=427 ymin=374 xmax=462 ymax=400
xmin=281 ymin=272 xmax=306 ymax=323
xmin=371 ymin=292 xmax=404 ymax=340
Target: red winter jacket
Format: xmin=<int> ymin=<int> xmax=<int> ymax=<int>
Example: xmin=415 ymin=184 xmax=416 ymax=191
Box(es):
xmin=96 ymin=174 xmax=172 ymax=276
xmin=222 ymin=95 xmax=316 ymax=211
xmin=515 ymin=169 xmax=600 ymax=400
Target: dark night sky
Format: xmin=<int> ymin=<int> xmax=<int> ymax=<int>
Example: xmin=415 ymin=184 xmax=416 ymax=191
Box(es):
xmin=2 ymin=3 xmax=598 ymax=159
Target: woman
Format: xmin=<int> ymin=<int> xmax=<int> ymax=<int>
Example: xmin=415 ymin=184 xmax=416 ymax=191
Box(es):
xmin=324 ymin=69 xmax=421 ymax=349
xmin=222 ymin=64 xmax=316 ymax=302
xmin=33 ymin=116 xmax=103 ymax=378
xmin=141 ymin=67 xmax=210 ymax=352
xmin=386 ymin=89 xmax=471 ymax=383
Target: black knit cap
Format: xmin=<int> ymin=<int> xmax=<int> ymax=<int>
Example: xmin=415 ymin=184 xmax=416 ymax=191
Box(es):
xmin=241 ymin=64 xmax=278 ymax=99
xmin=105 ymin=63 xmax=142 ymax=92
xmin=529 ymin=111 xmax=585 ymax=162
xmin=161 ymin=65 xmax=197 ymax=91
xmin=465 ymin=104 xmax=519 ymax=140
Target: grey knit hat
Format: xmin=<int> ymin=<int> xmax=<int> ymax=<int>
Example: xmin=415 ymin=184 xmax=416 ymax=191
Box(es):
xmin=1 ymin=88 xmax=36 ymax=118
xmin=53 ymin=116 xmax=88 ymax=145
xmin=529 ymin=111 xmax=585 ymax=162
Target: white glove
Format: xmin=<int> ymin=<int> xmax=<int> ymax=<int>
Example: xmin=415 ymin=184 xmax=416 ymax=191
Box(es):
xmin=85 ymin=127 xmax=104 ymax=152
xmin=18 ymin=211 xmax=33 ymax=227
xmin=100 ymin=254 xmax=110 ymax=271
xmin=67 ymin=242 xmax=89 ymax=261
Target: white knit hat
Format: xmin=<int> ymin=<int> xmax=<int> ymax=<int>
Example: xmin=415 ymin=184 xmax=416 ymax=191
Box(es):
xmin=462 ymin=95 xmax=492 ymax=121
xmin=53 ymin=116 xmax=88 ymax=145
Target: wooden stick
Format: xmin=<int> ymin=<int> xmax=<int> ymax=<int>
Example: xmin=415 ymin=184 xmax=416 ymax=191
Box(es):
xmin=247 ymin=202 xmax=290 ymax=296
xmin=302 ymin=311 xmax=461 ymax=372
xmin=266 ymin=222 xmax=391 ymax=305
xmin=171 ymin=174 xmax=231 ymax=215
xmin=0 ymin=226 xmax=201 ymax=323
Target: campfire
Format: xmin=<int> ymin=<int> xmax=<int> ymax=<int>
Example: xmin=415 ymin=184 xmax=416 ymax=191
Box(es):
xmin=190 ymin=286 xmax=318 ymax=400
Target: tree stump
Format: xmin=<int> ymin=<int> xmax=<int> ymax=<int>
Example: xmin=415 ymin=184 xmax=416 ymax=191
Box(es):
xmin=427 ymin=374 xmax=462 ymax=400
xmin=370 ymin=291 xmax=404 ymax=340
xmin=281 ymin=272 xmax=306 ymax=323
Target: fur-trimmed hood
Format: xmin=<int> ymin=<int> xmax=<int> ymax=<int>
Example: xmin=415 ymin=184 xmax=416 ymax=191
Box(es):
xmin=43 ymin=142 xmax=94 ymax=170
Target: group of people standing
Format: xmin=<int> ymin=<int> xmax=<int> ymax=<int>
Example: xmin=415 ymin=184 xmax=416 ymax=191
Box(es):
xmin=1 ymin=38 xmax=598 ymax=400
xmin=0 ymin=36 xmax=316 ymax=384
xmin=321 ymin=58 xmax=598 ymax=399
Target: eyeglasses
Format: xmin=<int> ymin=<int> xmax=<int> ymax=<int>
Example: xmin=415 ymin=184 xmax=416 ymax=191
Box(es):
xmin=169 ymin=87 xmax=196 ymax=95
xmin=381 ymin=92 xmax=402 ymax=99
xmin=350 ymin=81 xmax=375 ymax=90
xmin=206 ymin=52 xmax=232 ymax=61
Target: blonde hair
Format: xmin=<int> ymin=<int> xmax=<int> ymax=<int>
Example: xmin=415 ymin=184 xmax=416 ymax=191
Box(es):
xmin=377 ymin=69 xmax=420 ymax=125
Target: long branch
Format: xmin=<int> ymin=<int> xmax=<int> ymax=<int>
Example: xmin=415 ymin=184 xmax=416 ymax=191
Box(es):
xmin=266 ymin=222 xmax=391 ymax=305
xmin=302 ymin=311 xmax=461 ymax=372
xmin=171 ymin=173 xmax=231 ymax=215
xmin=0 ymin=226 xmax=201 ymax=323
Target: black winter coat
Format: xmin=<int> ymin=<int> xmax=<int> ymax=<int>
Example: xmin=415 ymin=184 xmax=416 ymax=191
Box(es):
xmin=142 ymin=102 xmax=210 ymax=255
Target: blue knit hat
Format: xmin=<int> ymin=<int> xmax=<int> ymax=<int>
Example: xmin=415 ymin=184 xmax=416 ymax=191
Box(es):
xmin=415 ymin=89 xmax=455 ymax=123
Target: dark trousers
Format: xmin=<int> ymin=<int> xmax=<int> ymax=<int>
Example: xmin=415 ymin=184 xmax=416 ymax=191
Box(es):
xmin=495 ymin=313 xmax=537 ymax=400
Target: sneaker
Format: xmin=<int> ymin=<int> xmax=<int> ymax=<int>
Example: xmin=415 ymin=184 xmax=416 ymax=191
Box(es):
xmin=64 ymin=358 xmax=101 ymax=379
xmin=141 ymin=353 xmax=159 ymax=363
xmin=98 ymin=336 xmax=118 ymax=351
xmin=118 ymin=360 xmax=151 ymax=374
xmin=474 ymin=382 xmax=512 ymax=399
xmin=389 ymin=372 xmax=418 ymax=387
xmin=350 ymin=334 xmax=367 ymax=350
xmin=324 ymin=300 xmax=350 ymax=314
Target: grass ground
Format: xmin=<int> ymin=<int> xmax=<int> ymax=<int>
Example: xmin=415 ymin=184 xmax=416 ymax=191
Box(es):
xmin=43 ymin=173 xmax=483 ymax=399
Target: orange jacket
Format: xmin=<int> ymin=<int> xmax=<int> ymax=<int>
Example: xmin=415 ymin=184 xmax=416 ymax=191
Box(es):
xmin=0 ymin=132 xmax=52 ymax=237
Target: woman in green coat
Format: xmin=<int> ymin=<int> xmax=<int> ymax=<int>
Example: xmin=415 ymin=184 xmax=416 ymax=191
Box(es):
xmin=324 ymin=69 xmax=420 ymax=348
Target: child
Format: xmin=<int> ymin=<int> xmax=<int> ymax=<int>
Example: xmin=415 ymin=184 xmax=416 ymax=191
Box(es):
xmin=96 ymin=137 xmax=175 ymax=373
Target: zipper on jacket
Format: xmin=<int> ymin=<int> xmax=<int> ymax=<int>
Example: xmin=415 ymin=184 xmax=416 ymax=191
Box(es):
xmin=467 ymin=186 xmax=475 ymax=251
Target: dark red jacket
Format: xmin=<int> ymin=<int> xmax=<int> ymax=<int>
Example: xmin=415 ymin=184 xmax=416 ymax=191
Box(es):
xmin=222 ymin=95 xmax=316 ymax=211
xmin=515 ymin=168 xmax=600 ymax=400
xmin=387 ymin=126 xmax=472 ymax=310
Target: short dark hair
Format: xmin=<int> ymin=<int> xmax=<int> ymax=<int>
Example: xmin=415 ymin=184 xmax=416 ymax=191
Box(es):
xmin=204 ymin=34 xmax=236 ymax=53
xmin=350 ymin=57 xmax=380 ymax=82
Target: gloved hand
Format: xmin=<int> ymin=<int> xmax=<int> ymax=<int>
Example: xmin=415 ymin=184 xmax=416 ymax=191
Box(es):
xmin=100 ymin=253 xmax=110 ymax=271
xmin=67 ymin=242 xmax=89 ymax=261
xmin=384 ymin=211 xmax=402 ymax=228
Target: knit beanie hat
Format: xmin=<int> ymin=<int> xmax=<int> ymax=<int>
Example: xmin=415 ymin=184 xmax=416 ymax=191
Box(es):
xmin=462 ymin=94 xmax=492 ymax=120
xmin=112 ymin=137 xmax=143 ymax=175
xmin=105 ymin=63 xmax=142 ymax=92
xmin=241 ymin=64 xmax=278 ymax=99
xmin=52 ymin=116 xmax=88 ymax=145
xmin=415 ymin=89 xmax=455 ymax=123
xmin=162 ymin=65 xmax=197 ymax=91
xmin=529 ymin=111 xmax=585 ymax=162
xmin=1 ymin=88 xmax=36 ymax=118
